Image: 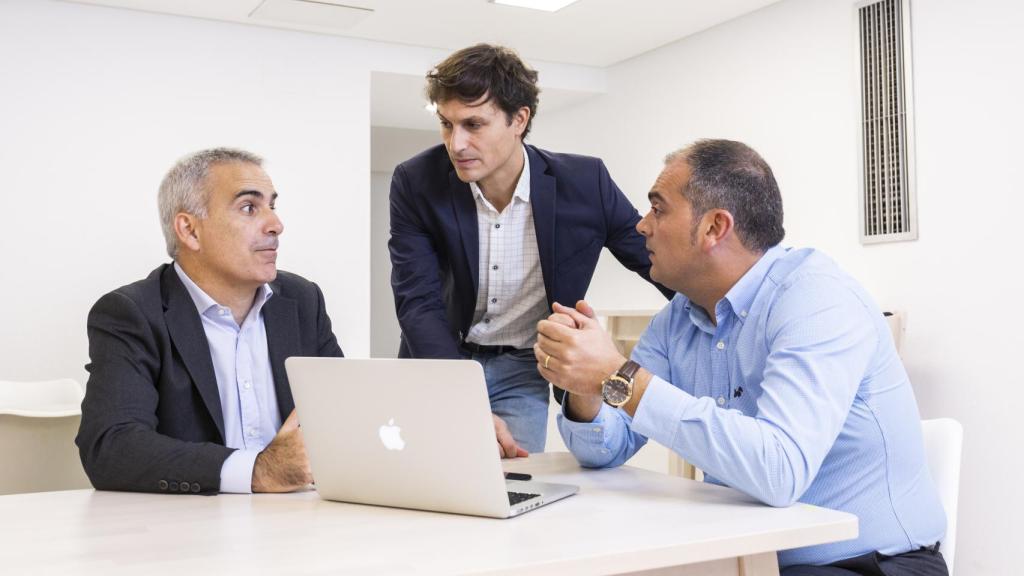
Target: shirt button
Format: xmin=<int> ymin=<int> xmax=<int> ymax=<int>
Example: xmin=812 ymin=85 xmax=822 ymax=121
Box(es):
xmin=218 ymin=309 xmax=227 ymax=316
xmin=592 ymin=427 xmax=602 ymax=433
xmin=740 ymin=310 xmax=748 ymax=317
xmin=490 ymin=298 xmax=497 ymax=304
xmin=494 ymin=223 xmax=501 ymax=229
xmin=484 ymin=318 xmax=491 ymax=324
xmin=243 ymin=382 xmax=251 ymax=390
xmin=248 ymin=428 xmax=258 ymax=437
xmin=716 ymin=341 xmax=725 ymax=350
xmin=717 ymin=396 xmax=726 ymax=406
xmin=492 ymin=265 xmax=498 ymax=270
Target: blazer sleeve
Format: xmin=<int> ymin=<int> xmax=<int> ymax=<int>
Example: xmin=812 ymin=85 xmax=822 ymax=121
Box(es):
xmin=597 ymin=161 xmax=675 ymax=300
xmin=76 ymin=291 xmax=233 ymax=493
xmin=387 ymin=163 xmax=463 ymax=358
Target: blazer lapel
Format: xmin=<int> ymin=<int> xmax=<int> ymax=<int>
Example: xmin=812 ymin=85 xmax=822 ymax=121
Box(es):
xmin=161 ymin=267 xmax=225 ymax=442
xmin=449 ymin=168 xmax=479 ymax=319
xmin=527 ymin=146 xmax=557 ymax=303
xmin=262 ymin=290 xmax=300 ymax=419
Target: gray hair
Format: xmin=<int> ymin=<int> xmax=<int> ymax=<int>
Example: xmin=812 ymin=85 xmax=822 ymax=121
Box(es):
xmin=158 ymin=147 xmax=263 ymax=258
xmin=664 ymin=139 xmax=784 ymax=252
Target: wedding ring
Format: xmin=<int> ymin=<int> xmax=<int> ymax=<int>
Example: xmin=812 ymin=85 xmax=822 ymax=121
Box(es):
xmin=544 ymin=355 xmax=551 ymax=369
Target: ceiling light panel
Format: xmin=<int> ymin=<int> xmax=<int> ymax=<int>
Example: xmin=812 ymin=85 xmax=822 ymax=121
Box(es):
xmin=250 ymin=0 xmax=374 ymax=30
xmin=491 ymin=0 xmax=581 ymax=13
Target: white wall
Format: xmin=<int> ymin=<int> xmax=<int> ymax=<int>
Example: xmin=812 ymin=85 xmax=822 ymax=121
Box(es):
xmin=532 ymin=0 xmax=1024 ymax=573
xmin=369 ymin=171 xmax=397 ymax=357
xmin=0 ymin=0 xmax=371 ymax=380
xmin=0 ymin=0 xmax=604 ymax=384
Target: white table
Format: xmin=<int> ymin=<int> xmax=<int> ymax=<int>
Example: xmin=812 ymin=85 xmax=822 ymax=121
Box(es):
xmin=0 ymin=452 xmax=856 ymax=575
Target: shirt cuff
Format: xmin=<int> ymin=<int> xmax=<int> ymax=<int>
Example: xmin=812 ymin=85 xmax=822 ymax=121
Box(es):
xmin=556 ymin=396 xmax=630 ymax=463
xmin=631 ymin=375 xmax=694 ymax=448
xmin=219 ymin=449 xmax=260 ymax=494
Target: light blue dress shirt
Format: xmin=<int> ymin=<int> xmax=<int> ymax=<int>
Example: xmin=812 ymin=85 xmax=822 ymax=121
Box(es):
xmin=174 ymin=264 xmax=281 ymax=494
xmin=558 ymin=246 xmax=946 ymax=567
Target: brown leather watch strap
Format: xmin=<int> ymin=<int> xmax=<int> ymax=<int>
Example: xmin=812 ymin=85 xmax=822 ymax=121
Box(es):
xmin=617 ymin=360 xmax=641 ymax=381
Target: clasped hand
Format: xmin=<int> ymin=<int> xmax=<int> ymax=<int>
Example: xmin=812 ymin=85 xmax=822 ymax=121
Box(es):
xmin=534 ymin=301 xmax=626 ymax=396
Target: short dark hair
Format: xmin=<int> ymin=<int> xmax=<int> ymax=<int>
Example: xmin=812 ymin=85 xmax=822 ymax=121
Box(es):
xmin=666 ymin=140 xmax=785 ymax=252
xmin=426 ymin=43 xmax=540 ymax=140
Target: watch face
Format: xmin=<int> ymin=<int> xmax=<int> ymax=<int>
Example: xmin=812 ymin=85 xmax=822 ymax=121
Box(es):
xmin=602 ymin=376 xmax=631 ymax=407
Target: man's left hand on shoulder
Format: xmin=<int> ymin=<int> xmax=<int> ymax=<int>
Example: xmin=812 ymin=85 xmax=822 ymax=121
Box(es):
xmin=534 ymin=301 xmax=626 ymax=396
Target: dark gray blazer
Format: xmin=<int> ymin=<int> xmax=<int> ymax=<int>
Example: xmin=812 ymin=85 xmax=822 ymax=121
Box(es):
xmin=76 ymin=264 xmax=344 ymax=494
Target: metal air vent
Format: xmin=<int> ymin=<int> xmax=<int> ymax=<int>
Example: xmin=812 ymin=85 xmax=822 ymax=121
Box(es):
xmin=856 ymin=0 xmax=917 ymax=243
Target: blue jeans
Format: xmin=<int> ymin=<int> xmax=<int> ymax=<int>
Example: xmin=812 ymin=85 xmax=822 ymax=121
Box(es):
xmin=468 ymin=348 xmax=550 ymax=453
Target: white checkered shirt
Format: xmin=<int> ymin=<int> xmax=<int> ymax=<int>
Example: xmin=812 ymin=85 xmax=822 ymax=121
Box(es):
xmin=465 ymin=148 xmax=548 ymax=348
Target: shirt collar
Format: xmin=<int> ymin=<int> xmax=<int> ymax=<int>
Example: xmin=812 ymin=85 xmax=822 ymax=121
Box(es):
xmin=721 ymin=244 xmax=787 ymax=321
xmin=469 ymin=145 xmax=531 ymax=206
xmin=173 ymin=262 xmax=274 ymax=318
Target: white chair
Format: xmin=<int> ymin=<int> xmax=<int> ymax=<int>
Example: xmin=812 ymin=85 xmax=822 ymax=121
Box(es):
xmin=921 ymin=417 xmax=963 ymax=575
xmin=0 ymin=378 xmax=92 ymax=495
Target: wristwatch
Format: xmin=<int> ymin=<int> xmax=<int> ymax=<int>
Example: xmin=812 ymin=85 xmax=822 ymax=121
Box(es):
xmin=601 ymin=360 xmax=641 ymax=407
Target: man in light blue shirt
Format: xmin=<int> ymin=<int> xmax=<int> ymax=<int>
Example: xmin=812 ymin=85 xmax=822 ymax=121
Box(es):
xmin=78 ymin=148 xmax=344 ymax=494
xmin=534 ymin=140 xmax=948 ymax=575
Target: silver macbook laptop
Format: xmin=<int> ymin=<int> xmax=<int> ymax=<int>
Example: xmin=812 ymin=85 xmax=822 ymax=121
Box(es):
xmin=285 ymin=357 xmax=578 ymax=518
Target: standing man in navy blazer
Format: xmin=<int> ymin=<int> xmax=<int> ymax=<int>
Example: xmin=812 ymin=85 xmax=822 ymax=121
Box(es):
xmin=389 ymin=44 xmax=669 ymax=456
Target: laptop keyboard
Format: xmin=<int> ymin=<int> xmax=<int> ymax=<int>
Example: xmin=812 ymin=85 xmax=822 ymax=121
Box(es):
xmin=507 ymin=491 xmax=541 ymax=506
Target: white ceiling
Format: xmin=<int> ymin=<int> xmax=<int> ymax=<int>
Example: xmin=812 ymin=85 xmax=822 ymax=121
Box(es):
xmin=62 ymin=0 xmax=782 ymax=68
xmin=61 ymin=0 xmax=781 ymax=130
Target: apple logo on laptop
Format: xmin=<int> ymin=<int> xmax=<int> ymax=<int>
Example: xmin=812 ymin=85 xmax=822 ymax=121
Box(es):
xmin=378 ymin=418 xmax=405 ymax=451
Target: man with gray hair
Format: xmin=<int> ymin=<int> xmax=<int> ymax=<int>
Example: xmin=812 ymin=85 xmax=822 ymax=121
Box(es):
xmin=536 ymin=140 xmax=948 ymax=574
xmin=77 ymin=148 xmax=344 ymax=494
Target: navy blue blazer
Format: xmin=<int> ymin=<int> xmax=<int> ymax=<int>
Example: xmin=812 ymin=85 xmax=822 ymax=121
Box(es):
xmin=388 ymin=144 xmax=670 ymax=360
